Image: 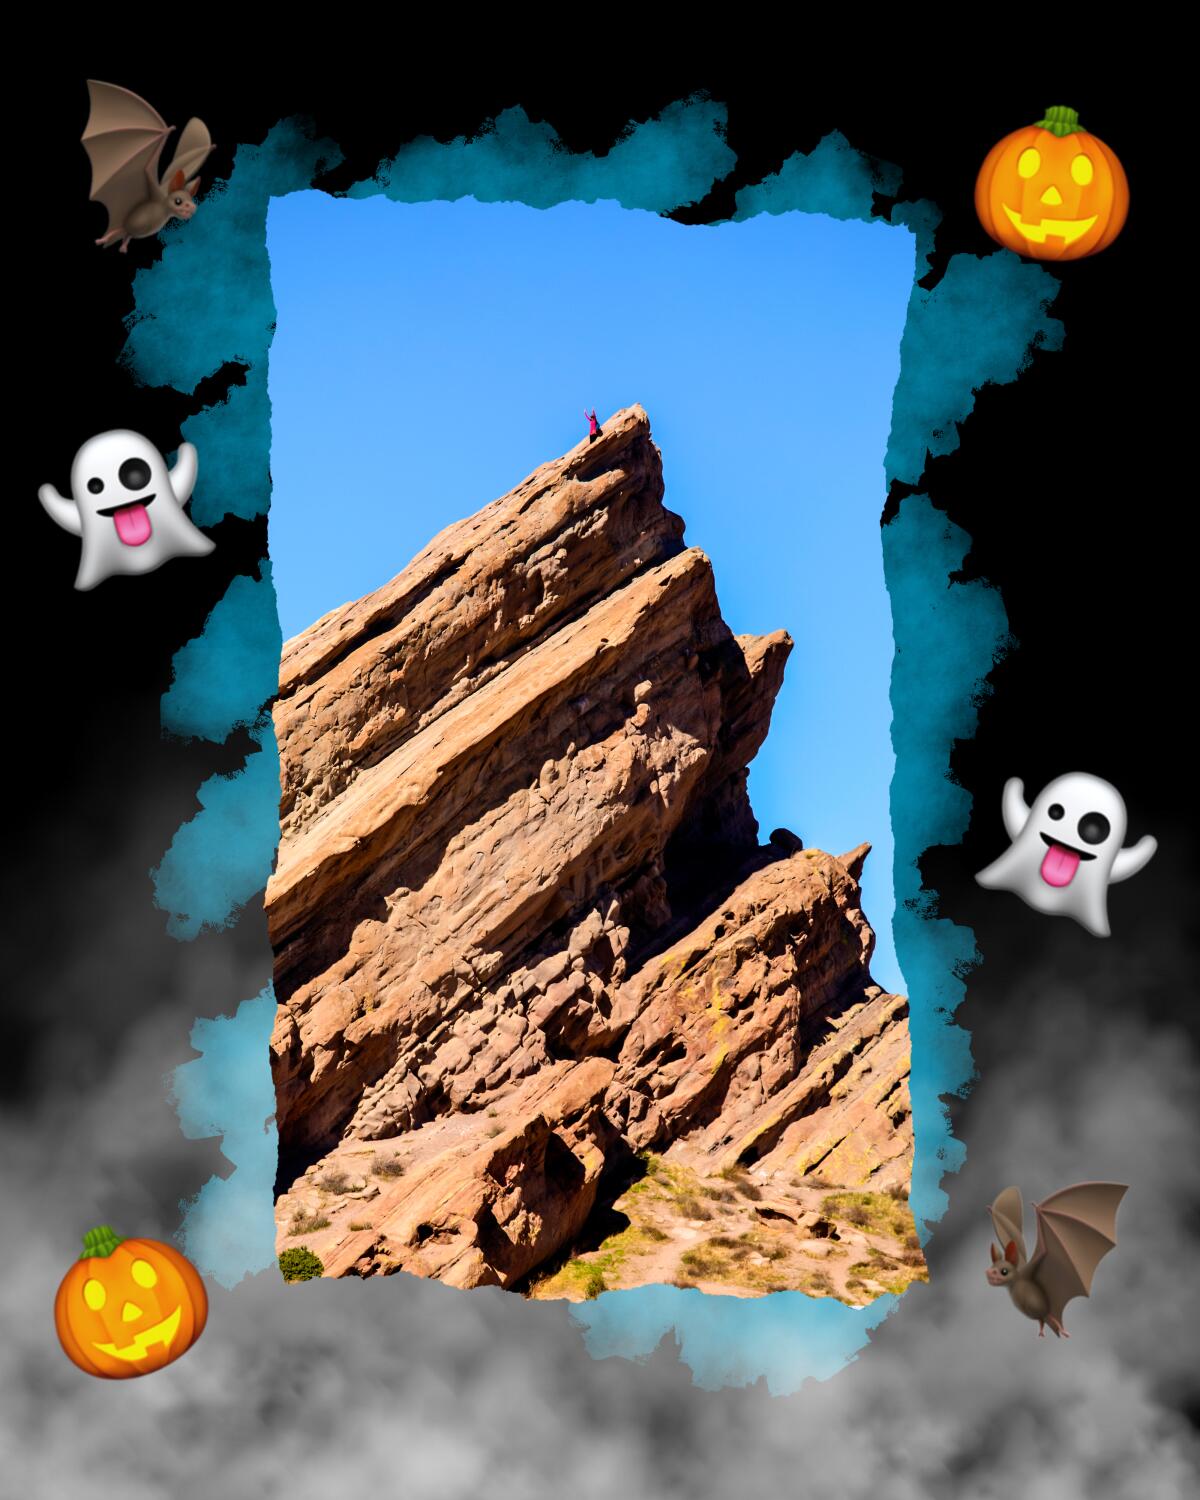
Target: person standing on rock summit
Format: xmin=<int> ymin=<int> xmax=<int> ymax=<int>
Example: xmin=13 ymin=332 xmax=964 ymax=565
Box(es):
xmin=584 ymin=408 xmax=602 ymax=442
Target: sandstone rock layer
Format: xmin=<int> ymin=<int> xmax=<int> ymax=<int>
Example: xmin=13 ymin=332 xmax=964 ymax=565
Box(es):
xmin=268 ymin=406 xmax=919 ymax=1299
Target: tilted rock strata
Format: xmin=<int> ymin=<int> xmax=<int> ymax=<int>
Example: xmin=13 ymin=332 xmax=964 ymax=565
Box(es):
xmin=275 ymin=407 xmax=681 ymax=843
xmin=269 ymin=406 xmax=917 ymax=1294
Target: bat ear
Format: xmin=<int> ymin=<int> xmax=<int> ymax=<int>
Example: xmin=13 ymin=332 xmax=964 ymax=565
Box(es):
xmin=169 ymin=168 xmax=186 ymax=192
xmin=186 ymin=177 xmax=201 ymax=196
xmin=989 ymin=1243 xmax=1000 ymax=1263
xmin=1004 ymin=1239 xmax=1019 ymax=1266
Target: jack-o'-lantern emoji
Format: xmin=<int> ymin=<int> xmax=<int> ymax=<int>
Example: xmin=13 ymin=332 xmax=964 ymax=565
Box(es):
xmin=54 ymin=1225 xmax=208 ymax=1378
xmin=976 ymin=105 xmax=1129 ymax=261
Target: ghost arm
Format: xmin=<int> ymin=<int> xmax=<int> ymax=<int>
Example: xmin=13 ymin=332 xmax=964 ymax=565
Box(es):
xmin=169 ymin=443 xmax=199 ymax=505
xmin=38 ymin=484 xmax=82 ymax=536
xmin=1001 ymin=778 xmax=1029 ymax=840
xmin=1110 ymin=835 xmax=1157 ymax=884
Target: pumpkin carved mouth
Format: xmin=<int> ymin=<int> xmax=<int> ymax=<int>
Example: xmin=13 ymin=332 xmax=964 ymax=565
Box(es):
xmin=92 ymin=1304 xmax=182 ymax=1362
xmin=1001 ymin=204 xmax=1098 ymax=246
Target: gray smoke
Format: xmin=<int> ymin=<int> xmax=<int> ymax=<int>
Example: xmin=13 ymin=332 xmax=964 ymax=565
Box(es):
xmin=4 ymin=789 xmax=1198 ymax=1500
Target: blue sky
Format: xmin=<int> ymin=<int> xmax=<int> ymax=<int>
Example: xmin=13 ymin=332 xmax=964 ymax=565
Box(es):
xmin=266 ymin=195 xmax=914 ymax=991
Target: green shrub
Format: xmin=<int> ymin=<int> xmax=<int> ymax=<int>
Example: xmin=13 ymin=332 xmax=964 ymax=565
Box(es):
xmin=289 ymin=1211 xmax=331 ymax=1235
xmin=675 ymin=1195 xmax=713 ymax=1220
xmin=822 ymin=1190 xmax=912 ymax=1240
xmin=679 ymin=1248 xmax=723 ymax=1278
xmin=318 ymin=1169 xmax=353 ymax=1194
xmin=694 ymin=1234 xmax=748 ymax=1263
xmin=279 ymin=1247 xmax=325 ymax=1282
xmin=581 ymin=1266 xmax=607 ymax=1299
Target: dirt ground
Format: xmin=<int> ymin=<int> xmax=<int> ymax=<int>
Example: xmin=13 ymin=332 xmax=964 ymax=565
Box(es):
xmin=524 ymin=1152 xmax=927 ymax=1305
xmin=275 ymin=1133 xmax=927 ymax=1307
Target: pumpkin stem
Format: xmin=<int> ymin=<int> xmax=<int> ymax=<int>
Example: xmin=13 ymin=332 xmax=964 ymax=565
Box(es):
xmin=1035 ymin=106 xmax=1083 ymax=138
xmin=79 ymin=1225 xmax=125 ymax=1260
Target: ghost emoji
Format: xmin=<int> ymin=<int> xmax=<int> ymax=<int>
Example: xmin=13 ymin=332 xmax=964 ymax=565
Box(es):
xmin=38 ymin=430 xmax=214 ymax=591
xmin=975 ymin=772 xmax=1156 ymax=937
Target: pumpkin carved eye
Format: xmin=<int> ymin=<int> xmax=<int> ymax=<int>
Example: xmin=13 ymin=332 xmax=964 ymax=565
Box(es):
xmin=1018 ymin=147 xmax=1041 ymax=178
xmin=131 ymin=1259 xmax=158 ymax=1289
xmin=84 ymin=1279 xmax=106 ymax=1310
xmin=1071 ymin=154 xmax=1094 ymax=185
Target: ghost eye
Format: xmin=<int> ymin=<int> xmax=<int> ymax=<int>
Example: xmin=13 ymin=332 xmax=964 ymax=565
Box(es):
xmin=87 ymin=478 xmax=104 ymax=495
xmin=173 ymin=197 xmax=183 ymax=206
xmin=1071 ymin=154 xmax=1094 ymax=186
xmin=83 ymin=1278 xmax=106 ymax=1310
xmin=1078 ymin=812 xmax=1111 ymax=845
xmin=131 ymin=1259 xmax=158 ymax=1288
xmin=1048 ymin=804 xmax=1064 ymax=820
xmin=118 ymin=458 xmax=152 ymax=491
xmin=1018 ymin=148 xmax=1041 ymax=179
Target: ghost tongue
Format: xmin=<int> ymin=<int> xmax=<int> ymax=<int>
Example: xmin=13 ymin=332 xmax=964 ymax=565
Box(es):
xmin=1040 ymin=842 xmax=1080 ymax=887
xmin=113 ymin=500 xmax=153 ymax=546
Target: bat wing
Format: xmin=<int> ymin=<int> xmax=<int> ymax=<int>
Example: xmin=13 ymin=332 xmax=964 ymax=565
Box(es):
xmin=82 ymin=80 xmax=169 ymax=230
xmin=161 ymin=118 xmax=214 ymax=189
xmin=989 ymin=1185 xmax=1026 ymax=1263
xmin=1029 ymin=1182 xmax=1127 ymax=1325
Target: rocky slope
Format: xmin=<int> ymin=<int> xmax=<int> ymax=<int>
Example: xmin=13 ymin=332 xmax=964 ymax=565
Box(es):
xmin=268 ymin=406 xmax=921 ymax=1300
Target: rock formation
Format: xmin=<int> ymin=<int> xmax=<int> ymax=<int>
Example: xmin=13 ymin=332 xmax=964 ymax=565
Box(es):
xmin=268 ymin=406 xmax=921 ymax=1301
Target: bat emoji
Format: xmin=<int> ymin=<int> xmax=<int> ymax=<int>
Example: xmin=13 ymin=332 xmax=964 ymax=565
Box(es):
xmin=987 ymin=1182 xmax=1126 ymax=1338
xmin=82 ymin=80 xmax=215 ymax=253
